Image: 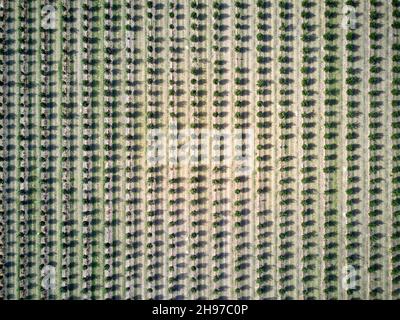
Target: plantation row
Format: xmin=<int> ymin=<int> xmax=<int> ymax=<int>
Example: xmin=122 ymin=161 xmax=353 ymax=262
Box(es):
xmin=0 ymin=0 xmax=399 ymax=300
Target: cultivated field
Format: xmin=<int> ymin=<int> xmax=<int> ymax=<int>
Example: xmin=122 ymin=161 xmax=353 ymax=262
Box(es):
xmin=0 ymin=0 xmax=400 ymax=300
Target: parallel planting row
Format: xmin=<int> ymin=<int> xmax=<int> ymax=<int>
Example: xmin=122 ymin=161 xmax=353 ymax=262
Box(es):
xmin=0 ymin=0 xmax=399 ymax=299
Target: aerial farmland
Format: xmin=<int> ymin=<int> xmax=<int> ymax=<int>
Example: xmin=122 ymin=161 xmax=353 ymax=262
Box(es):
xmin=0 ymin=0 xmax=399 ymax=300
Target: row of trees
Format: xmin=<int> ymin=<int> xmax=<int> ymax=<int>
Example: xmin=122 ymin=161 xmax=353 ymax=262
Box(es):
xmin=392 ymin=0 xmax=400 ymax=299
xmin=322 ymin=0 xmax=341 ymax=299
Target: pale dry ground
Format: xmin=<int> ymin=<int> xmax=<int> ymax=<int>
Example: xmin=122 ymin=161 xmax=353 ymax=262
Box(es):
xmin=270 ymin=0 xmax=280 ymax=299
xmin=161 ymin=3 xmax=170 ymax=299
xmin=133 ymin=0 xmax=146 ymax=300
xmin=337 ymin=0 xmax=347 ymax=301
xmin=0 ymin=0 xmax=398 ymax=300
xmin=293 ymin=0 xmax=304 ymax=299
xmin=209 ymin=2 xmax=219 ymax=299
xmin=274 ymin=0 xmax=285 ymax=299
xmin=182 ymin=0 xmax=192 ymax=299
xmin=341 ymin=0 xmax=352 ymax=300
xmin=248 ymin=0 xmax=257 ymax=300
xmin=205 ymin=0 xmax=214 ymax=299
